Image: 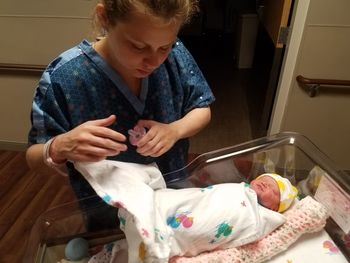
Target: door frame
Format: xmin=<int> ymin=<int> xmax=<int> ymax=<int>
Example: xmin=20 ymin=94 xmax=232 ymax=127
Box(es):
xmin=268 ymin=0 xmax=311 ymax=134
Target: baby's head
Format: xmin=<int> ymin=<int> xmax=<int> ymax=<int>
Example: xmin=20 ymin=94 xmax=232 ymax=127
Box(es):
xmin=250 ymin=173 xmax=298 ymax=212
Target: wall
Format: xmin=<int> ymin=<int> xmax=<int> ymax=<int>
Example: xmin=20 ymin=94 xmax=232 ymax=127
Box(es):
xmin=277 ymin=0 xmax=350 ymax=169
xmin=0 ymin=0 xmax=97 ymax=150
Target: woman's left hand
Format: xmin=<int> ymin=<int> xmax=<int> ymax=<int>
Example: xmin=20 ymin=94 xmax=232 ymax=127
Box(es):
xmin=135 ymin=120 xmax=179 ymax=157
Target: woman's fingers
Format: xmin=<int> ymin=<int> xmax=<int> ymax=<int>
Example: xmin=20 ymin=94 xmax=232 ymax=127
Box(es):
xmin=90 ymin=126 xmax=127 ymax=143
xmin=149 ymin=145 xmax=166 ymax=157
xmin=89 ymin=135 xmax=127 ymax=152
xmin=73 ymin=144 xmax=122 ymax=159
xmin=137 ymin=134 xmax=160 ymax=155
xmin=55 ymin=116 xmax=129 ymax=162
xmin=135 ymin=121 xmax=178 ymax=157
xmin=87 ymin=114 xmax=116 ymax=127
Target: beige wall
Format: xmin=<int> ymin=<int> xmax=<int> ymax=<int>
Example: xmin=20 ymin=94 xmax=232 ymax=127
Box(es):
xmin=0 ymin=74 xmax=39 ymax=148
xmin=0 ymin=0 xmax=97 ymax=150
xmin=280 ymin=0 xmax=350 ymax=169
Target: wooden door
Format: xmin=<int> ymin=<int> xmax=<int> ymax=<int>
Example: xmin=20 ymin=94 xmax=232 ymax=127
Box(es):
xmin=258 ymin=0 xmax=294 ymax=136
xmin=261 ymin=0 xmax=293 ymax=48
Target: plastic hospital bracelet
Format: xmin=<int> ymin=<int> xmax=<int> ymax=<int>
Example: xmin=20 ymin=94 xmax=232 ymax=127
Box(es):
xmin=43 ymin=137 xmax=68 ymax=176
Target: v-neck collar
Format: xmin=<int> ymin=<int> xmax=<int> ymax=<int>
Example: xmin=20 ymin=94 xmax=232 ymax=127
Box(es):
xmin=79 ymin=40 xmax=148 ymax=115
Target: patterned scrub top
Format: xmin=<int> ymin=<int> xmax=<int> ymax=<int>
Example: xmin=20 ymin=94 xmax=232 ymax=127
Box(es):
xmin=28 ymin=39 xmax=215 ymax=199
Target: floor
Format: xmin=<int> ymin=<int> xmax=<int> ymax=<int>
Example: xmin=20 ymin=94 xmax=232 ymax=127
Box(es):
xmin=0 ymin=151 xmax=77 ymax=262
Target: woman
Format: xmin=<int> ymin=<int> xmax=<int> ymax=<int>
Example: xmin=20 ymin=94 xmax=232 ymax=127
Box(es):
xmin=26 ymin=0 xmax=215 ymax=230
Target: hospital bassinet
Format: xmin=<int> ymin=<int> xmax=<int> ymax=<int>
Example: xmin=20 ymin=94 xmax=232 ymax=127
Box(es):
xmin=24 ymin=132 xmax=350 ymax=262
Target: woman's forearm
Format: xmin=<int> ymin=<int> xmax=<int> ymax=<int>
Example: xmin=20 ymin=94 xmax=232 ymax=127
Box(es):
xmin=26 ymin=143 xmax=60 ymax=175
xmin=171 ymin=107 xmax=211 ymax=140
xmin=26 ymin=144 xmax=45 ymax=170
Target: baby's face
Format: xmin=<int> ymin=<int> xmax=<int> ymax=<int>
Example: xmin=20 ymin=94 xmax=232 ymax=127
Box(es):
xmin=250 ymin=176 xmax=280 ymax=211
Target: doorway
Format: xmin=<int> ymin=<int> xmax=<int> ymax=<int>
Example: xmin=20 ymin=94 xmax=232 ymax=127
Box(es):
xmin=180 ymin=0 xmax=294 ymax=154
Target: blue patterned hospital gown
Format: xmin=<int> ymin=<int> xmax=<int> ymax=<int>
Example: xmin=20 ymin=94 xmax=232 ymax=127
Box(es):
xmin=28 ymin=39 xmax=214 ymax=203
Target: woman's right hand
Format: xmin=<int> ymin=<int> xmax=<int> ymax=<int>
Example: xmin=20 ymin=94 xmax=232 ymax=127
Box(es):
xmin=50 ymin=115 xmax=127 ymax=163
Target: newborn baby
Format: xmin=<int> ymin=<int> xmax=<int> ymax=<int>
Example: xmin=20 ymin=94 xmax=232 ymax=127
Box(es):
xmin=151 ymin=173 xmax=298 ymax=260
xmin=250 ymin=173 xmax=298 ymax=213
xmin=75 ymin=161 xmax=298 ymax=263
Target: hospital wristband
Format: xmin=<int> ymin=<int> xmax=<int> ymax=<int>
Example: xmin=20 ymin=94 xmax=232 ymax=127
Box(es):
xmin=43 ymin=137 xmax=67 ymax=168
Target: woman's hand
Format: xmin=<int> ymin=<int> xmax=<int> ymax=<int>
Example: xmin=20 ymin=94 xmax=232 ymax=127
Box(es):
xmin=50 ymin=115 xmax=127 ymax=163
xmin=135 ymin=120 xmax=179 ymax=157
xmin=135 ymin=107 xmax=211 ymax=157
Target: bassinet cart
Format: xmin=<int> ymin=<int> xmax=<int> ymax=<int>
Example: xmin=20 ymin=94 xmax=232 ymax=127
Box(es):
xmin=24 ymin=132 xmax=350 ymax=262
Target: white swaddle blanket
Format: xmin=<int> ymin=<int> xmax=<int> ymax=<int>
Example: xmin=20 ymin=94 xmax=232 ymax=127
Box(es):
xmin=75 ymin=160 xmax=285 ymax=263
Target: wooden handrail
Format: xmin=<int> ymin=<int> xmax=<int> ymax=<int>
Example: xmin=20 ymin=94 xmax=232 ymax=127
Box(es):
xmin=0 ymin=63 xmax=45 ymax=74
xmin=296 ymin=75 xmax=350 ymax=97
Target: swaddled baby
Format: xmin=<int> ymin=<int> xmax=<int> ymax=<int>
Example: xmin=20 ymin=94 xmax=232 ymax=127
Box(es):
xmin=152 ymin=173 xmax=298 ymax=260
xmin=75 ymin=161 xmax=298 ymax=263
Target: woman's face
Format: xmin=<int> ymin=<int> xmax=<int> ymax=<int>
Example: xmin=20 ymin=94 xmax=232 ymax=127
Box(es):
xmin=104 ymin=11 xmax=181 ymax=79
xmin=250 ymin=176 xmax=280 ymax=211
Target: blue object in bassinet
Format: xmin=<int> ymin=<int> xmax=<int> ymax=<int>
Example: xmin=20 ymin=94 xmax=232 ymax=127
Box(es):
xmin=65 ymin=237 xmax=89 ymax=261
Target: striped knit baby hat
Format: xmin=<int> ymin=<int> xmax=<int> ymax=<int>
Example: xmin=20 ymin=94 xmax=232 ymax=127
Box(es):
xmin=259 ymin=173 xmax=298 ymax=212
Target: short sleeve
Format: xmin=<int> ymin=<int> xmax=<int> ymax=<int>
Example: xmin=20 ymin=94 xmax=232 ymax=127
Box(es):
xmin=28 ymin=70 xmax=70 ymax=145
xmin=170 ymin=40 xmax=215 ymax=114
